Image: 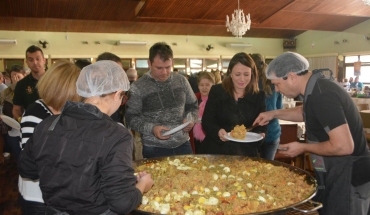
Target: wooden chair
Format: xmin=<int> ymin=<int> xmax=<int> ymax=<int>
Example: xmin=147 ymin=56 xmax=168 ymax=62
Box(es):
xmin=295 ymin=101 xmax=303 ymax=107
xmin=356 ymin=103 xmax=369 ymax=112
xmin=274 ymin=124 xmax=304 ymax=168
xmin=359 ymin=111 xmax=370 ymax=147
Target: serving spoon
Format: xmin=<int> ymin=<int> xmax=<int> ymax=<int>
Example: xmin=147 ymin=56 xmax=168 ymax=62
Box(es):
xmin=246 ymin=124 xmax=259 ymax=131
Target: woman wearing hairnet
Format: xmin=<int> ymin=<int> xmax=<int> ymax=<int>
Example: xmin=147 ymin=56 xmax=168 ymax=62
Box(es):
xmin=18 ymin=60 xmax=153 ymax=215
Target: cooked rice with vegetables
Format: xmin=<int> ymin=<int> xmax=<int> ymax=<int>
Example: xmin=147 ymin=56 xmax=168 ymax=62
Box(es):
xmin=135 ymin=156 xmax=315 ymax=215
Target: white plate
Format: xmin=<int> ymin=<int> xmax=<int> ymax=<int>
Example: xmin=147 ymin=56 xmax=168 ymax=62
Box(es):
xmin=162 ymin=122 xmax=190 ymax=136
xmin=0 ymin=115 xmax=20 ymax=130
xmin=224 ymin=132 xmax=263 ymax=143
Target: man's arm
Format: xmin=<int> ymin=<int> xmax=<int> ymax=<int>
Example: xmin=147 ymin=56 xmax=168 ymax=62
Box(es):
xmin=12 ymin=105 xmax=23 ymax=121
xmin=253 ymin=105 xmax=304 ymax=126
xmin=279 ymin=123 xmax=354 ymax=157
xmin=125 ymin=85 xmax=156 ymax=135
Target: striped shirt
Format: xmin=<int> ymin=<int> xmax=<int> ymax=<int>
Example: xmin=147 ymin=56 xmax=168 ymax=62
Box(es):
xmin=20 ymin=99 xmax=53 ymax=148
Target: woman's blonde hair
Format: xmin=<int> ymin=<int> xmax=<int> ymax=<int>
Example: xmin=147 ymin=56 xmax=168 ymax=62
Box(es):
xmin=211 ymin=70 xmax=222 ymax=84
xmin=197 ymin=71 xmax=215 ymax=85
xmin=37 ymin=60 xmax=81 ymax=111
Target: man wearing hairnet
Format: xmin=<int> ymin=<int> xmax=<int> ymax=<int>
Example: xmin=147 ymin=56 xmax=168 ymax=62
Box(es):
xmin=254 ymin=52 xmax=370 ymax=215
xmin=126 ymin=42 xmax=198 ymax=158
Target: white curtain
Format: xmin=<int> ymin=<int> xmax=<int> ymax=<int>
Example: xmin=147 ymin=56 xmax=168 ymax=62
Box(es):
xmin=307 ymin=56 xmax=337 ymax=78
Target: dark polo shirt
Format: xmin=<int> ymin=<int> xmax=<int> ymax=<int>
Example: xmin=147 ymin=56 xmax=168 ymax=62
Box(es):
xmin=13 ymin=73 xmax=40 ymax=110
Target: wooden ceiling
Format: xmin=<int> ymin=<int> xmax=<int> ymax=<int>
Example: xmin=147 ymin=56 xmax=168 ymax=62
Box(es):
xmin=0 ymin=0 xmax=369 ymax=38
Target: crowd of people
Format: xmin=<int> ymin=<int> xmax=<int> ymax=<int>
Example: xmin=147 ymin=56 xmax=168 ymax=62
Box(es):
xmin=0 ymin=42 xmax=369 ymax=215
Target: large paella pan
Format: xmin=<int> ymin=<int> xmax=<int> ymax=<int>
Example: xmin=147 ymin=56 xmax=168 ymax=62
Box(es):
xmin=132 ymin=155 xmax=320 ymax=215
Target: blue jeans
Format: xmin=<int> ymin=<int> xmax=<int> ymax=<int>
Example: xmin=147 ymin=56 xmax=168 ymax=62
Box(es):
xmin=142 ymin=141 xmax=193 ymax=159
xmin=259 ymin=138 xmax=280 ymax=160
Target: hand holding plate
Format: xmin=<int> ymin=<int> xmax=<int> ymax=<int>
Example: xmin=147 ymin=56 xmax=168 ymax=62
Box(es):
xmin=153 ymin=125 xmax=170 ymax=140
xmin=182 ymin=119 xmax=194 ymax=132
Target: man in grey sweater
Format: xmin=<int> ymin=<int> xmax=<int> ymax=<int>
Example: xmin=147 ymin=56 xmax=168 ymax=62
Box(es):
xmin=126 ymin=42 xmax=198 ymax=158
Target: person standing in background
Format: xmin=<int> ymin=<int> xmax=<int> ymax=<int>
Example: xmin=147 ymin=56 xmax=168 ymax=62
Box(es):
xmin=97 ymin=52 xmax=124 ymax=123
xmin=126 ymin=68 xmax=138 ymax=84
xmin=251 ymin=53 xmax=282 ymax=160
xmin=12 ymin=45 xmax=46 ymax=122
xmin=0 ymin=72 xmax=8 ymax=161
xmin=211 ymin=69 xmax=222 ymax=84
xmin=0 ymin=65 xmax=27 ymax=161
xmin=126 ymin=42 xmax=198 ymax=159
xmin=18 ymin=60 xmax=82 ymax=215
xmin=193 ymin=71 xmax=215 ymax=154
xmin=0 ymin=72 xmax=8 ymax=92
xmin=354 ymin=76 xmax=363 ymax=91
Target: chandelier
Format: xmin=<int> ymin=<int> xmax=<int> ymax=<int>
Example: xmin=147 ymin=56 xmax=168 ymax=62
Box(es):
xmin=226 ymin=0 xmax=251 ymax=38
xmin=364 ymin=0 xmax=370 ymax=6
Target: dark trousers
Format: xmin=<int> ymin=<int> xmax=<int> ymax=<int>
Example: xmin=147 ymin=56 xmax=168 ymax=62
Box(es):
xmin=19 ymin=194 xmax=46 ymax=215
xmin=142 ymin=141 xmax=193 ymax=158
xmin=4 ymin=134 xmax=21 ymax=161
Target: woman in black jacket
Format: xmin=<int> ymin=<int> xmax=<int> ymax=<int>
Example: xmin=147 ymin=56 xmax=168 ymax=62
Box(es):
xmin=200 ymin=52 xmax=267 ymax=156
xmin=19 ymin=61 xmax=153 ymax=215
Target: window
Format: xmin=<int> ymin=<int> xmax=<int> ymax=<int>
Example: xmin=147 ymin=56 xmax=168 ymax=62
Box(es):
xmin=135 ymin=59 xmax=149 ymax=76
xmin=189 ymin=59 xmax=203 ymax=74
xmin=205 ymin=59 xmax=218 ymax=71
xmin=221 ymin=59 xmax=230 ymax=73
xmin=173 ymin=59 xmax=186 ymax=74
xmin=344 ymin=55 xmax=370 ymax=83
xmin=52 ymin=58 xmax=70 ymax=64
xmin=344 ymin=56 xmax=359 ymax=64
xmin=4 ymin=59 xmax=24 ymax=72
xmin=121 ymin=59 xmax=132 ymax=71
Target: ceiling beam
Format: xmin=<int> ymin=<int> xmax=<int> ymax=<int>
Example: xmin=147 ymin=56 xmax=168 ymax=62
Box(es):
xmin=135 ymin=0 xmax=147 ymax=17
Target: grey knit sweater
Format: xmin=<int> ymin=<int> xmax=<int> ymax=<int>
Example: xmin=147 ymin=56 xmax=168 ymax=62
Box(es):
xmin=125 ymin=72 xmax=198 ymax=148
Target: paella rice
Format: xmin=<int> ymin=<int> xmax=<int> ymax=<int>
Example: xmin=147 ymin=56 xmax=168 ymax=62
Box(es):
xmin=135 ymin=156 xmax=315 ymax=215
xmin=230 ymin=125 xmax=247 ymax=139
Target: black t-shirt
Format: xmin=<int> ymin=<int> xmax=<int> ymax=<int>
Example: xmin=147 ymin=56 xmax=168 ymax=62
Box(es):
xmin=13 ymin=73 xmax=40 ymax=109
xmin=305 ymin=78 xmax=367 ymax=156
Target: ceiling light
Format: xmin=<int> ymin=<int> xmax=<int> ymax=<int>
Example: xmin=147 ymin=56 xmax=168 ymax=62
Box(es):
xmin=0 ymin=39 xmax=17 ymax=44
xmin=225 ymin=43 xmax=252 ymax=48
xmin=226 ymin=0 xmax=251 ymax=38
xmin=116 ymin=41 xmax=147 ymax=46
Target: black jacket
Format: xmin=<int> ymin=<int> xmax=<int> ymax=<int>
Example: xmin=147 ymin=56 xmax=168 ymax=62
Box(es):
xmin=201 ymin=84 xmax=267 ymax=156
xmin=18 ymin=101 xmax=142 ymax=215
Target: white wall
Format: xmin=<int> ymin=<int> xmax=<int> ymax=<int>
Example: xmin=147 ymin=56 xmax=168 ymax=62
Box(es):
xmin=296 ymin=20 xmax=370 ymax=57
xmin=0 ymin=31 xmax=283 ymax=58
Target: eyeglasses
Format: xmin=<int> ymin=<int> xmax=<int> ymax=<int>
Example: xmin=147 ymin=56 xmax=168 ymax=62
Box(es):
xmin=121 ymin=92 xmax=128 ymax=106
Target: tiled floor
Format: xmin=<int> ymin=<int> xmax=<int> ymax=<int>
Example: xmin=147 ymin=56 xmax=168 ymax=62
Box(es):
xmin=0 ymin=155 xmax=22 ymax=215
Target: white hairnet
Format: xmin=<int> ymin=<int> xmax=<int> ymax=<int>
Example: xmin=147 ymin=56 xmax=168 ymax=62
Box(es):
xmin=76 ymin=60 xmax=130 ymax=97
xmin=266 ymin=52 xmax=309 ymax=79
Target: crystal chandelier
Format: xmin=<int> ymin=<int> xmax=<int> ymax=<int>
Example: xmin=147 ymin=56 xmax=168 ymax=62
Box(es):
xmin=363 ymin=0 xmax=370 ymax=6
xmin=226 ymin=0 xmax=251 ymax=38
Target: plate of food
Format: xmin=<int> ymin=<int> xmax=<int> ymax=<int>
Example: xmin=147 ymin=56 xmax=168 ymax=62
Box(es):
xmin=224 ymin=124 xmax=263 ymax=142
xmin=162 ymin=122 xmax=190 ymax=136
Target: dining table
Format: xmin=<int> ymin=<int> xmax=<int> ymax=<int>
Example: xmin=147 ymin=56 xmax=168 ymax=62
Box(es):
xmin=279 ymin=119 xmax=305 ymax=140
